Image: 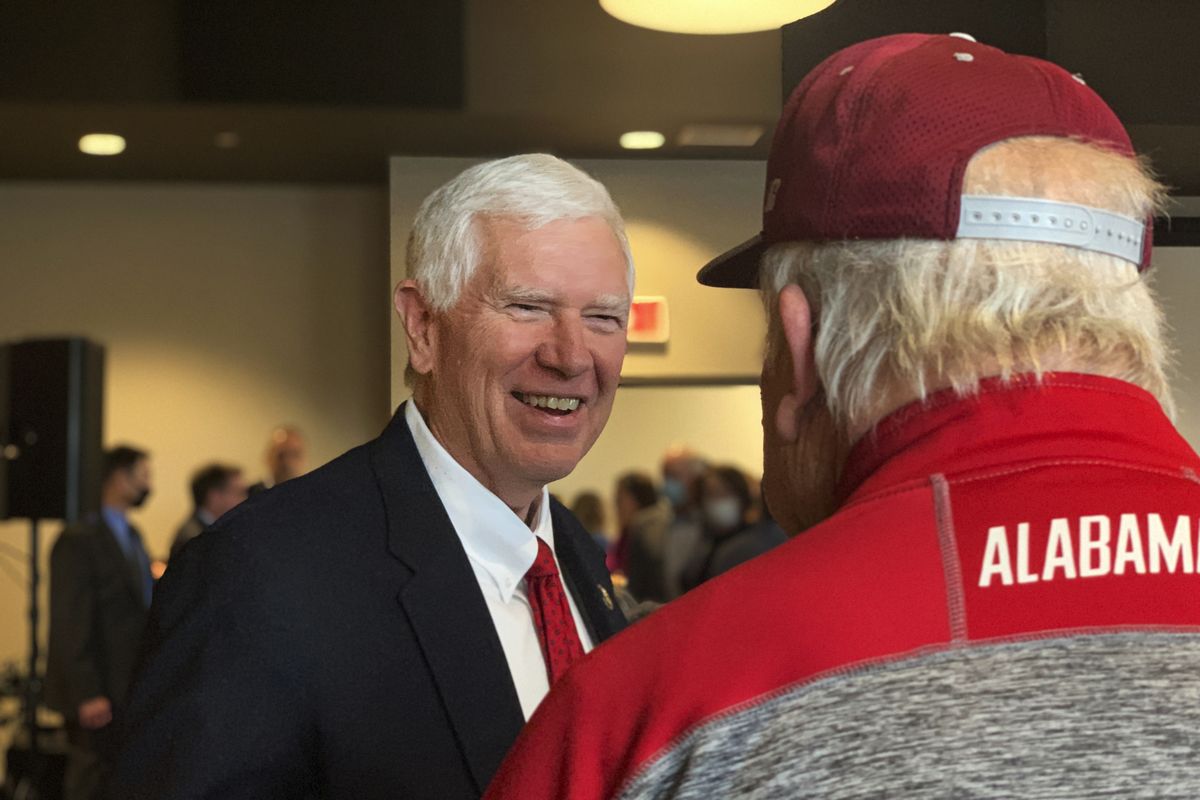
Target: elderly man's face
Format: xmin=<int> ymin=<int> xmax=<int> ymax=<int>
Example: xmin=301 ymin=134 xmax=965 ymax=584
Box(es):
xmin=418 ymin=215 xmax=629 ymax=505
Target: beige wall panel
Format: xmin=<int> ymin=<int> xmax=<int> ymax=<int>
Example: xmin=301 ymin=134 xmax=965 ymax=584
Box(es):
xmin=0 ymin=182 xmax=389 ymax=667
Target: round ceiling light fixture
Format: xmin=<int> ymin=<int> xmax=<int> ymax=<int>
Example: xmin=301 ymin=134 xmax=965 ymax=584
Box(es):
xmin=619 ymin=131 xmax=666 ymax=150
xmin=600 ymin=0 xmax=838 ymax=35
xmin=78 ymin=133 xmax=126 ymax=156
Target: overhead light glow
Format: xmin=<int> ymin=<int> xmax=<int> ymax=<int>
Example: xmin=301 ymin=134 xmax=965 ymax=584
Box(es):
xmin=78 ymin=133 xmax=126 ymax=156
xmin=678 ymin=124 xmax=765 ymax=147
xmin=619 ymin=131 xmax=666 ymax=150
xmin=600 ymin=0 xmax=838 ymax=34
xmin=214 ymin=131 xmax=241 ymax=149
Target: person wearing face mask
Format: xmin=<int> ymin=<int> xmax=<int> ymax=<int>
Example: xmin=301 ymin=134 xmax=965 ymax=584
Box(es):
xmin=680 ymin=466 xmax=786 ymax=593
xmin=659 ymin=446 xmax=707 ymax=600
xmin=46 ymin=445 xmax=155 ymax=800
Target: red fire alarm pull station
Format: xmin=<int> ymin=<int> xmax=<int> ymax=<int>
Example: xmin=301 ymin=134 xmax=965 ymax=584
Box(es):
xmin=628 ymin=296 xmax=670 ymax=343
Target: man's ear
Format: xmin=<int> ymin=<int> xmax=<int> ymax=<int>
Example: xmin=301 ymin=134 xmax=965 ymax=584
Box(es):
xmin=394 ymin=280 xmax=437 ymax=376
xmin=773 ymin=284 xmax=819 ymax=444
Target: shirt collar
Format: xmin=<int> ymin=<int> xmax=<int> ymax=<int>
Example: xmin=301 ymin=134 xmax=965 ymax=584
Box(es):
xmin=405 ymin=401 xmax=553 ymax=601
xmin=197 ymin=509 xmax=217 ymax=527
xmin=101 ymin=505 xmax=129 ymax=539
xmin=838 ymin=372 xmax=1192 ymax=507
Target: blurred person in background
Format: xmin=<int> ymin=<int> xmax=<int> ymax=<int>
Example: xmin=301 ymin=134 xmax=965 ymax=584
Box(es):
xmin=570 ymin=490 xmax=609 ymax=552
xmin=486 ymin=33 xmax=1200 ymax=799
xmin=169 ymin=463 xmax=248 ymax=560
xmin=680 ymin=465 xmax=785 ymax=592
xmin=46 ymin=445 xmax=154 ymax=800
xmin=611 ymin=471 xmax=672 ymax=602
xmin=248 ymin=424 xmax=308 ymax=495
xmin=658 ymin=446 xmax=707 ymax=599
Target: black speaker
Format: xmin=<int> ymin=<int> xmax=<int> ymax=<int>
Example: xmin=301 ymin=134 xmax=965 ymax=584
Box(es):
xmin=1 ymin=338 xmax=105 ymax=522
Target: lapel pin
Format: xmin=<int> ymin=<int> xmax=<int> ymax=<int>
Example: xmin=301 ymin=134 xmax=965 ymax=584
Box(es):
xmin=599 ymin=585 xmax=614 ymax=611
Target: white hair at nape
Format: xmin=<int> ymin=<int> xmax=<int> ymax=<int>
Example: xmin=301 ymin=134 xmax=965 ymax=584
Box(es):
xmin=760 ymin=137 xmax=1173 ymax=435
xmin=405 ymin=154 xmax=634 ymax=312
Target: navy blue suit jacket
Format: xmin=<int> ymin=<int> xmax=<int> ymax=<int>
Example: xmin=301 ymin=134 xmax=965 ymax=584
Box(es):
xmin=112 ymin=404 xmax=627 ymax=799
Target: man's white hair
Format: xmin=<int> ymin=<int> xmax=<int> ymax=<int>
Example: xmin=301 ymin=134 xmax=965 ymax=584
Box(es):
xmin=760 ymin=137 xmax=1171 ymax=435
xmin=406 ymin=153 xmax=634 ymax=312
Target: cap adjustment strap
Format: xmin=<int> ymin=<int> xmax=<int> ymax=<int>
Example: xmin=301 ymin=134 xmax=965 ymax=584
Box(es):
xmin=957 ymin=195 xmax=1145 ymax=266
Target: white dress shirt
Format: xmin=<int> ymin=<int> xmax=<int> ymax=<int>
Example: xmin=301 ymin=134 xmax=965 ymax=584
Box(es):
xmin=405 ymin=402 xmax=595 ymax=719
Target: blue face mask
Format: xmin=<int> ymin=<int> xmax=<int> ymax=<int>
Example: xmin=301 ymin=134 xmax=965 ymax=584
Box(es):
xmin=703 ymin=498 xmax=743 ymax=531
xmin=663 ymin=478 xmax=687 ymax=508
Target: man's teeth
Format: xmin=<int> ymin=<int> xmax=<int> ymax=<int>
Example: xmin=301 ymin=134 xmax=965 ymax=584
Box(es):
xmin=519 ymin=394 xmax=581 ymax=411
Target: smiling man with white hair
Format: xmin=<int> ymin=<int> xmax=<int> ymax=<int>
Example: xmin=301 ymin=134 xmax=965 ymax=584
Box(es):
xmin=113 ymin=154 xmax=632 ymax=800
xmin=486 ymin=34 xmax=1200 ymax=799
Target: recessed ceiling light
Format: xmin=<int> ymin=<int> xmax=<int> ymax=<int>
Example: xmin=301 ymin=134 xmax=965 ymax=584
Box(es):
xmin=619 ymin=131 xmax=666 ymax=150
xmin=678 ymin=124 xmax=765 ymax=147
xmin=214 ymin=131 xmax=240 ymax=149
xmin=78 ymin=133 xmax=126 ymax=156
xmin=600 ymin=0 xmax=838 ymax=35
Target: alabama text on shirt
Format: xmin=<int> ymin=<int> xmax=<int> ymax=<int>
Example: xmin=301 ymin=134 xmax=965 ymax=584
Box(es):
xmin=978 ymin=513 xmax=1197 ymax=588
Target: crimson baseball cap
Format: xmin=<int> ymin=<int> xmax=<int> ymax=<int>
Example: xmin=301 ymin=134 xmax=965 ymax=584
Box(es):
xmin=698 ymin=33 xmax=1151 ymax=288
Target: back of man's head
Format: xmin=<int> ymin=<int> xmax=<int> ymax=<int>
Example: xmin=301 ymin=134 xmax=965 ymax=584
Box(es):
xmin=700 ymin=34 xmax=1168 ymax=437
xmin=190 ymin=463 xmax=242 ymax=512
xmin=616 ymin=472 xmax=659 ymax=513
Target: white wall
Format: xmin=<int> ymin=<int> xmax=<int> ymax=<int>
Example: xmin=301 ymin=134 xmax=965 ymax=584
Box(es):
xmin=0 ymin=182 xmax=390 ymax=668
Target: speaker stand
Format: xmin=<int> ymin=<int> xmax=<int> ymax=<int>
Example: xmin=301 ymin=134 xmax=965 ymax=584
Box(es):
xmin=24 ymin=517 xmax=41 ymax=760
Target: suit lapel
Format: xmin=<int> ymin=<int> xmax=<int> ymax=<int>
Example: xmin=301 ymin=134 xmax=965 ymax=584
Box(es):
xmin=370 ymin=403 xmax=525 ymax=794
xmin=97 ymin=517 xmax=146 ymax=607
xmin=551 ymin=500 xmax=628 ymax=644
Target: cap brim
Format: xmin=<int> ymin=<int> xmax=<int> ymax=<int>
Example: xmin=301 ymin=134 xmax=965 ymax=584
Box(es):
xmin=697 ymin=234 xmax=767 ymax=288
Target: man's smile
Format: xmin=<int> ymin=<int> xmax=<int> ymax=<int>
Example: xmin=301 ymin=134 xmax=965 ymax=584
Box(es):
xmin=512 ymin=391 xmax=584 ymax=415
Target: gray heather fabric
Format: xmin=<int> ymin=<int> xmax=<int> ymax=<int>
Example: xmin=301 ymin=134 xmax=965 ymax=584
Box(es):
xmin=617 ymin=633 xmax=1200 ymax=799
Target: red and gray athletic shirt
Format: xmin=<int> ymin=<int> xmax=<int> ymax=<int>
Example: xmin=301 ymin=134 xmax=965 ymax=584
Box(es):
xmin=486 ymin=373 xmax=1200 ymax=799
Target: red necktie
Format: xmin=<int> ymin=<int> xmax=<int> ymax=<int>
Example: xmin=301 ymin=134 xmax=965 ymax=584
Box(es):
xmin=524 ymin=538 xmax=585 ymax=685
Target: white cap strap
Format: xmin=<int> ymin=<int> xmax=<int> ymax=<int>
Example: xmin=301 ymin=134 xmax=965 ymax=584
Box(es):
xmin=957 ymin=195 xmax=1146 ymax=266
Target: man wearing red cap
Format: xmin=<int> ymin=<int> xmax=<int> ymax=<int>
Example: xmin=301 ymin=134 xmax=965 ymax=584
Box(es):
xmin=485 ymin=34 xmax=1200 ymax=798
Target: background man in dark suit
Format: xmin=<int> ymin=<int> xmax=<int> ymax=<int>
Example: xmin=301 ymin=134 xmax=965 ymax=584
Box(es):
xmin=169 ymin=462 xmax=247 ymax=560
xmin=113 ymin=153 xmax=633 ymax=799
xmin=46 ymin=445 xmax=154 ymax=800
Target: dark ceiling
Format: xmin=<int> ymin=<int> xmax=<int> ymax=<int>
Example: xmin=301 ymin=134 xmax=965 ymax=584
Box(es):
xmin=0 ymin=0 xmax=1196 ymax=195
xmin=784 ymin=0 xmax=1200 ymax=197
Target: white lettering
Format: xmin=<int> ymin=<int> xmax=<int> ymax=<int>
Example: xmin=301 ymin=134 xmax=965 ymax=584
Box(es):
xmin=1148 ymin=514 xmax=1193 ymax=574
xmin=1015 ymin=522 xmax=1038 ymax=584
xmin=1115 ymin=513 xmax=1146 ymax=575
xmin=979 ymin=526 xmax=1014 ymax=587
xmin=980 ymin=513 xmax=1198 ymax=588
xmin=1079 ymin=515 xmax=1112 ymax=578
xmin=1042 ymin=518 xmax=1078 ymax=581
